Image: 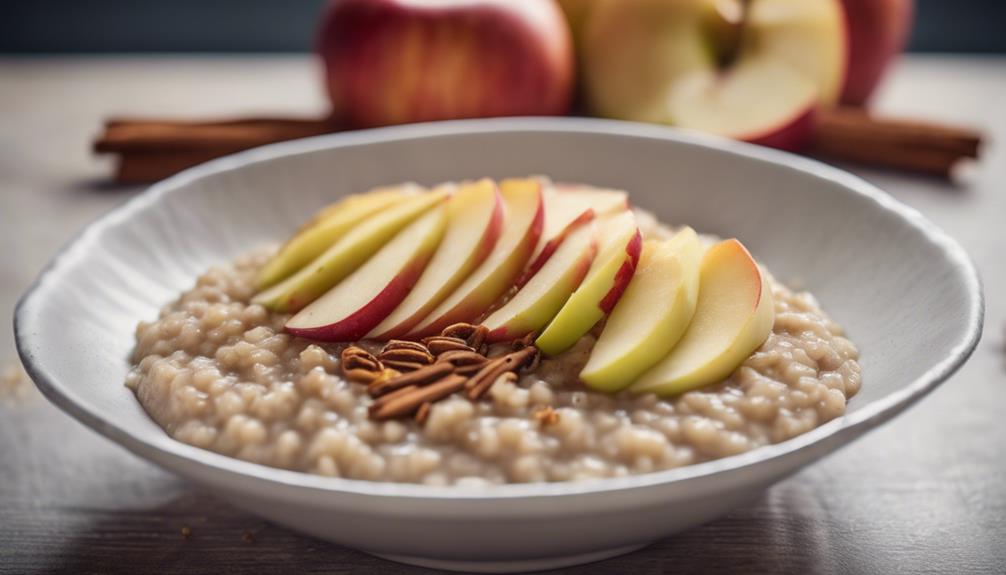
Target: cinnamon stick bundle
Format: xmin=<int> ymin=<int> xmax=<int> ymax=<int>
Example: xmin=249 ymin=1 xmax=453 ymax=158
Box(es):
xmin=93 ymin=109 xmax=983 ymax=184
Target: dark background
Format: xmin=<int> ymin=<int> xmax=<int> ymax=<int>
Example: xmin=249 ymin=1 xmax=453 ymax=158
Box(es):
xmin=2 ymin=0 xmax=1005 ymax=53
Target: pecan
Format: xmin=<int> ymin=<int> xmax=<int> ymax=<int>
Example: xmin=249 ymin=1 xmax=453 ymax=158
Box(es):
xmin=368 ymin=362 xmax=454 ymax=397
xmin=465 ymin=346 xmax=537 ymax=400
xmin=441 ymin=322 xmax=489 ymax=351
xmin=436 ymin=349 xmax=488 ymax=367
xmin=381 ymin=340 xmax=430 ymax=354
xmin=382 ymin=359 xmax=429 ymax=372
xmin=379 ymin=346 xmax=434 ymax=366
xmin=341 ymin=346 xmax=383 ymax=383
xmin=415 ymin=402 xmax=433 ymax=425
xmin=423 ymin=336 xmax=474 ymax=355
xmin=370 ymin=374 xmax=467 ymax=420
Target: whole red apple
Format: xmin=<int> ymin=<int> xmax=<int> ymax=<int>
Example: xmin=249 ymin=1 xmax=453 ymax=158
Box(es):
xmin=840 ymin=0 xmax=914 ymax=105
xmin=317 ymin=0 xmax=574 ymax=128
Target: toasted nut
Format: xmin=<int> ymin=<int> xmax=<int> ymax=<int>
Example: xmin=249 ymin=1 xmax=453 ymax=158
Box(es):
xmin=424 ymin=336 xmax=474 ymax=355
xmin=382 ymin=340 xmax=430 ymax=354
xmin=436 ymin=349 xmax=488 ymax=367
xmin=369 ymin=362 xmax=454 ymax=397
xmin=341 ymin=346 xmax=381 ymax=372
xmin=379 ymin=347 xmax=434 ymax=366
xmin=415 ymin=402 xmax=433 ymax=425
xmin=343 ymin=367 xmax=382 ymax=385
xmin=382 ymin=359 xmax=428 ymax=372
xmin=441 ymin=322 xmax=478 ymax=341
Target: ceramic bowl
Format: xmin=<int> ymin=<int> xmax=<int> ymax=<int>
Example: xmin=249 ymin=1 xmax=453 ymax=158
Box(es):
xmin=15 ymin=118 xmax=983 ymax=572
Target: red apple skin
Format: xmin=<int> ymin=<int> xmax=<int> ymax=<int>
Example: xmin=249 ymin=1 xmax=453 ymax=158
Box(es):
xmin=746 ymin=106 xmax=818 ymax=152
xmin=370 ymin=189 xmax=505 ymax=340
xmin=286 ymin=257 xmax=431 ymax=342
xmin=598 ymin=229 xmax=642 ymax=313
xmin=318 ymin=0 xmax=574 ymax=128
xmin=840 ymin=0 xmax=914 ymax=106
xmin=409 ymin=191 xmax=546 ymax=337
xmin=516 ymin=208 xmax=595 ymax=288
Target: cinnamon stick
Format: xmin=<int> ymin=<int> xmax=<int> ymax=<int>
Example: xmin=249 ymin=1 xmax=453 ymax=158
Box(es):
xmin=95 ymin=109 xmax=983 ymax=184
xmin=812 ymin=108 xmax=983 ymax=177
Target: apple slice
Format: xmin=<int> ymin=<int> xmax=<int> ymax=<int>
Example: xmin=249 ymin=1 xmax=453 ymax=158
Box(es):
xmin=254 ymin=188 xmax=450 ymax=312
xmin=630 ymin=239 xmax=775 ymax=396
xmin=583 ymin=0 xmax=846 ymax=150
xmin=257 ymin=184 xmax=418 ymax=289
xmin=285 ymin=206 xmax=448 ymax=341
xmin=535 ymin=210 xmax=642 ymax=356
xmin=368 ymin=179 xmax=504 ymax=340
xmin=482 ymin=216 xmax=598 ymax=342
xmin=527 ymin=182 xmax=629 ymax=270
xmin=580 ymin=228 xmax=702 ymax=392
xmin=407 ymin=178 xmax=544 ymax=338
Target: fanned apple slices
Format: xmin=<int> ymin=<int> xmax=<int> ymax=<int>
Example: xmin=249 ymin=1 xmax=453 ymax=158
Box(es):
xmin=630 ymin=239 xmax=775 ymax=396
xmin=255 ymin=179 xmax=776 ymax=398
xmin=254 ymin=188 xmax=449 ymax=312
xmin=535 ymin=210 xmax=643 ymax=356
xmin=286 ymin=205 xmax=449 ymax=341
xmin=406 ymin=177 xmax=544 ymax=338
xmin=483 ymin=213 xmax=598 ymax=342
xmin=368 ymin=179 xmax=503 ymax=340
xmin=256 ymin=183 xmax=418 ymax=290
xmin=581 ymin=228 xmax=702 ymax=392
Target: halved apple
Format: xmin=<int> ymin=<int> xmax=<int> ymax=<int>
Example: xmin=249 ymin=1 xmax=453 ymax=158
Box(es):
xmin=580 ymin=228 xmax=702 ymax=392
xmin=630 ymin=239 xmax=775 ymax=396
xmin=583 ymin=0 xmax=846 ymax=150
xmin=368 ymin=179 xmax=504 ymax=340
xmin=408 ymin=178 xmax=545 ymax=337
xmin=483 ymin=216 xmax=598 ymax=342
xmin=254 ymin=188 xmax=450 ymax=312
xmin=535 ymin=210 xmax=642 ymax=356
xmin=256 ymin=184 xmax=419 ymax=289
xmin=285 ymin=206 xmax=449 ymax=341
xmin=527 ymin=182 xmax=629 ymax=270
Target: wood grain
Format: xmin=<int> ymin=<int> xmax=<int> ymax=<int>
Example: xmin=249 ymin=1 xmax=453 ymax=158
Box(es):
xmin=1 ymin=56 xmax=1004 ymax=575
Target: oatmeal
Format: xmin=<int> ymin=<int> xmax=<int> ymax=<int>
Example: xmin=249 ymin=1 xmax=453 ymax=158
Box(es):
xmin=127 ymin=199 xmax=860 ymax=484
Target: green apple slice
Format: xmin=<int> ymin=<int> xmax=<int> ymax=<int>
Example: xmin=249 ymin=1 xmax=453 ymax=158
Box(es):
xmin=254 ymin=188 xmax=450 ymax=312
xmin=535 ymin=210 xmax=642 ymax=356
xmin=580 ymin=228 xmax=702 ymax=392
xmin=256 ymin=184 xmax=418 ymax=289
xmin=285 ymin=205 xmax=449 ymax=341
xmin=482 ymin=215 xmax=598 ymax=342
xmin=630 ymin=238 xmax=775 ymax=396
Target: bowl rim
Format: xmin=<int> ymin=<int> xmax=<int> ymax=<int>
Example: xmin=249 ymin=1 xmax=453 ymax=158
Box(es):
xmin=14 ymin=117 xmax=985 ymax=501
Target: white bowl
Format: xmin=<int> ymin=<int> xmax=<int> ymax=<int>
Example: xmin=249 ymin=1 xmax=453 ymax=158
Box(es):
xmin=15 ymin=118 xmax=983 ymax=572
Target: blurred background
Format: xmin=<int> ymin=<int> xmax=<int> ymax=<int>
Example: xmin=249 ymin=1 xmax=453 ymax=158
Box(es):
xmin=3 ymin=0 xmax=1006 ymax=53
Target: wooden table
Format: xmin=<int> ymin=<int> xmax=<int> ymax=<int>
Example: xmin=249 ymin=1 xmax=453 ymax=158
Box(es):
xmin=1 ymin=56 xmax=1003 ymax=574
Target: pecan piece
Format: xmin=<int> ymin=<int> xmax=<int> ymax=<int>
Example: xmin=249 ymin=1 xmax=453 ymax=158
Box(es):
xmin=341 ymin=346 xmax=383 ymax=384
xmin=423 ymin=336 xmax=474 ymax=356
xmin=368 ymin=361 xmax=455 ymax=397
xmin=379 ymin=346 xmax=434 ymax=367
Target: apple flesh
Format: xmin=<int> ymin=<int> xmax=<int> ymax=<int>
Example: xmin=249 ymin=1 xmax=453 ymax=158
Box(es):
xmin=535 ymin=210 xmax=642 ymax=356
xmin=253 ymin=188 xmax=450 ymax=312
xmin=630 ymin=239 xmax=775 ymax=396
xmin=525 ymin=183 xmax=628 ymax=281
xmin=256 ymin=184 xmax=418 ymax=290
xmin=840 ymin=0 xmax=914 ymax=105
xmin=483 ymin=216 xmax=598 ymax=342
xmin=408 ymin=177 xmax=544 ymax=337
xmin=582 ymin=0 xmax=847 ymax=150
xmin=368 ymin=178 xmax=503 ymax=340
xmin=286 ymin=206 xmax=448 ymax=341
xmin=581 ymin=228 xmax=702 ymax=392
xmin=317 ymin=0 xmax=574 ymax=128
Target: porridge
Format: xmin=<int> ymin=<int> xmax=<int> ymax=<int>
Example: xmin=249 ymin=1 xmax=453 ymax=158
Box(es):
xmin=127 ymin=179 xmax=861 ymax=485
